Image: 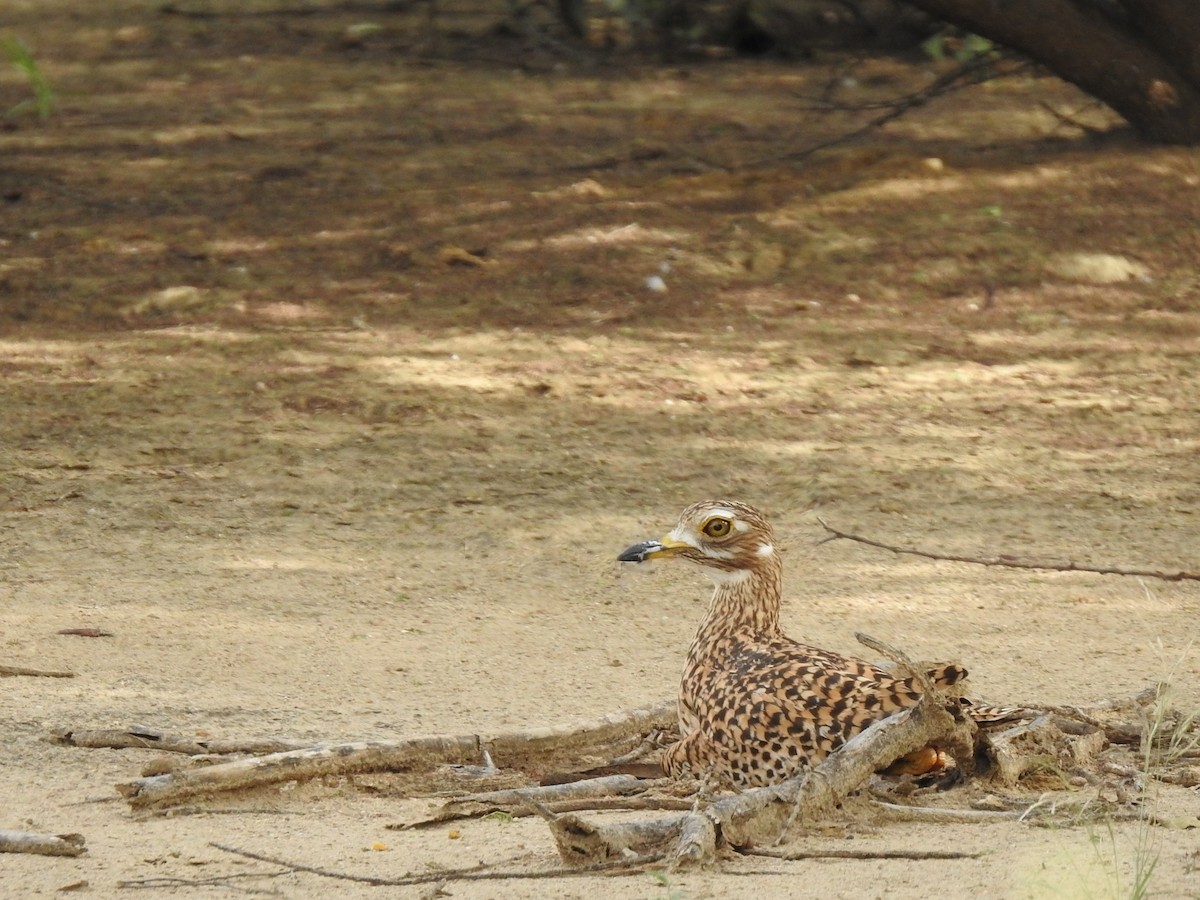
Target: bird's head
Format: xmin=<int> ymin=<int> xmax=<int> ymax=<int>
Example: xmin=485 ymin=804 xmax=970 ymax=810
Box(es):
xmin=618 ymin=500 xmax=777 ymax=581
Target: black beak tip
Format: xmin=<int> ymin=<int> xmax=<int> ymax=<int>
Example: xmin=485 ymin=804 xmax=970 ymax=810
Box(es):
xmin=617 ymin=541 xmax=660 ymax=563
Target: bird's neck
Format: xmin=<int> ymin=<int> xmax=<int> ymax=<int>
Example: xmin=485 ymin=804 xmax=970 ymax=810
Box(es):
xmin=694 ymin=558 xmax=784 ymax=642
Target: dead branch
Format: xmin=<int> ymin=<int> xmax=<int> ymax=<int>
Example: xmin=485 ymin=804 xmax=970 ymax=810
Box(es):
xmin=142 ymin=806 xmax=303 ymax=818
xmin=397 ymin=791 xmax=693 ymax=829
xmin=542 ymin=685 xmax=979 ymax=868
xmin=763 ymin=55 xmax=1030 ymax=166
xmin=1037 ymin=99 xmax=1111 ymax=136
xmin=111 ymin=870 xmax=290 ymax=890
xmin=0 ymin=830 xmax=86 ymax=857
xmin=488 ymin=699 xmax=677 ymax=767
xmin=816 ymin=519 xmax=1200 ymax=582
xmin=113 ymin=700 xmax=677 ymax=809
xmin=538 ymin=796 xmax=695 ymax=815
xmin=533 ymin=803 xmax=696 ymax=866
xmin=49 ymin=726 xmax=312 ymax=756
xmin=207 ymin=842 xmax=665 ymax=887
xmin=986 ymin=715 xmax=1107 ymax=786
xmin=117 ymin=734 xmax=485 ymax=808
xmin=0 ymin=664 xmax=75 ymax=678
xmin=855 ymin=632 xmax=933 ymax=688
xmin=741 ymin=845 xmax=982 ymax=860
xmin=871 ymin=801 xmax=1023 ymax=823
xmin=395 ymin=773 xmax=653 ymax=828
xmin=714 ymin=694 xmax=976 ymax=849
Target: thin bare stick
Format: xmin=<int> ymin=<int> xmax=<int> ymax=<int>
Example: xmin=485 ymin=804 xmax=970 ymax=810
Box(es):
xmin=50 ymin=726 xmax=312 ymax=755
xmin=113 ymin=870 xmax=290 ymax=890
xmin=1037 ymin=100 xmax=1110 ymax=136
xmin=0 ymin=664 xmax=75 ymax=678
xmin=208 ymin=842 xmax=665 ymax=886
xmin=0 ymin=830 xmax=86 ymax=857
xmin=855 ymin=632 xmax=931 ymax=689
xmin=872 ymin=802 xmax=1023 ymax=823
xmin=142 ymin=806 xmax=304 ymax=818
xmin=397 ymin=795 xmax=695 ymax=829
xmin=761 ymin=56 xmax=1029 ymax=166
xmin=394 ymin=774 xmax=653 ymax=828
xmin=741 ymin=846 xmax=982 ymax=860
xmin=539 ymin=796 xmax=694 ymax=815
xmin=816 ymin=519 xmax=1200 ymax=582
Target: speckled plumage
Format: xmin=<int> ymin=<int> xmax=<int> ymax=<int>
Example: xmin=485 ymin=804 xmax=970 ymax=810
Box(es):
xmin=618 ymin=500 xmax=1004 ymax=789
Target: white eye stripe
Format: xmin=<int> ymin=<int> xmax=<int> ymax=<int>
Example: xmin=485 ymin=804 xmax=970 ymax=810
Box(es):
xmin=668 ymin=525 xmax=703 ymax=550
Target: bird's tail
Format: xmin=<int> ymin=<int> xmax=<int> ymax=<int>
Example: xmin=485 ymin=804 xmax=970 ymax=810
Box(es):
xmin=923 ymin=663 xmax=1037 ymax=725
xmin=926 ymin=662 xmax=968 ymax=688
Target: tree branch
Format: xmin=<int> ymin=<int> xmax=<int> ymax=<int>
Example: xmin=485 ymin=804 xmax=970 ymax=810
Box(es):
xmin=816 ymin=518 xmax=1200 ymax=582
xmin=206 ymin=842 xmax=665 ymax=887
xmin=0 ymin=830 xmax=86 ymax=857
xmin=902 ymin=0 xmax=1200 ymax=143
xmin=764 ymin=55 xmax=1026 ymax=165
xmin=0 ymin=664 xmax=75 ymax=678
xmin=111 ymin=700 xmax=677 ymax=808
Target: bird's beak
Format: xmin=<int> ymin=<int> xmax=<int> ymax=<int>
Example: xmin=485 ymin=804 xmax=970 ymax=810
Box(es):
xmin=617 ymin=536 xmax=688 ymax=563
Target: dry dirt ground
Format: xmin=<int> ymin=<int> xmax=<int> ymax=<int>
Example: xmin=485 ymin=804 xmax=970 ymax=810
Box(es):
xmin=3 ymin=2 xmax=1200 ymax=897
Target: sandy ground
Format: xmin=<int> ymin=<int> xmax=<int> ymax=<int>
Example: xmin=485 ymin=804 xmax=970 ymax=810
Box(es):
xmin=4 ymin=322 xmax=1199 ymax=897
xmin=3 ymin=2 xmax=1200 ymax=897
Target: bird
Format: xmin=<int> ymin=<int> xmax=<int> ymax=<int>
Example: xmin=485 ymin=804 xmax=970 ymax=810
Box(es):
xmin=617 ymin=499 xmax=1010 ymax=789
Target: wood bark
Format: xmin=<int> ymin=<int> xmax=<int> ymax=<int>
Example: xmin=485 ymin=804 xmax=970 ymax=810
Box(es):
xmin=397 ymin=773 xmax=654 ymax=827
xmin=0 ymin=664 xmax=74 ymax=678
xmin=50 ymin=726 xmax=313 ymax=756
xmin=904 ymin=0 xmax=1200 ymax=143
xmin=114 ymin=700 xmax=676 ymax=809
xmin=0 ymin=830 xmax=86 ymax=857
xmin=541 ymin=694 xmax=978 ymax=867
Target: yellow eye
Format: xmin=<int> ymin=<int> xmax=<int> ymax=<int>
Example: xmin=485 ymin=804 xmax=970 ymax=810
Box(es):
xmin=702 ymin=517 xmax=732 ymax=538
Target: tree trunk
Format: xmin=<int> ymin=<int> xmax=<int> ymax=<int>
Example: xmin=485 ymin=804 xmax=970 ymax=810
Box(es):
xmin=905 ymin=0 xmax=1200 ymax=144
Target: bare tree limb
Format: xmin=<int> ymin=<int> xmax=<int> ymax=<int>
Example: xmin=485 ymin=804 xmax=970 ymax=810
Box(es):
xmin=816 ymin=518 xmax=1200 ymax=582
xmin=541 ymin=683 xmax=980 ymax=868
xmin=398 ymin=794 xmax=696 ymax=830
xmin=741 ymin=845 xmax=982 ymax=860
xmin=904 ymin=0 xmax=1200 ymax=143
xmin=49 ymin=726 xmax=312 ymax=755
xmin=206 ymin=842 xmax=665 ymax=886
xmin=393 ymin=774 xmax=654 ymax=828
xmin=0 ymin=830 xmax=86 ymax=857
xmin=0 ymin=664 xmax=75 ymax=678
xmin=112 ymin=700 xmax=677 ymax=809
xmin=761 ymin=55 xmax=1030 ymax=166
xmin=1037 ymin=99 xmax=1110 ymax=136
xmin=871 ymin=801 xmax=1024 ymax=823
xmin=116 ymin=735 xmax=482 ymax=808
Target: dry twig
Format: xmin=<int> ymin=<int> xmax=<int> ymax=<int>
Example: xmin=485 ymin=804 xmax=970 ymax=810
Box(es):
xmin=871 ymin=801 xmax=1023 ymax=824
xmin=763 ymin=55 xmax=1028 ymax=166
xmin=207 ymin=842 xmax=665 ymax=886
xmin=394 ymin=773 xmax=655 ymax=828
xmin=0 ymin=830 xmax=86 ymax=857
xmin=50 ymin=726 xmax=311 ymax=756
xmin=741 ymin=845 xmax=982 ymax=860
xmin=816 ymin=519 xmax=1200 ymax=582
xmin=0 ymin=664 xmax=74 ymax=678
xmin=538 ymin=650 xmax=980 ymax=868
